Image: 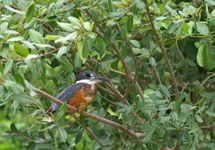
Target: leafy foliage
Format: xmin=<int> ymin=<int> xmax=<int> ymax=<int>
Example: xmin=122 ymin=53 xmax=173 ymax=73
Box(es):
xmin=1 ymin=0 xmax=215 ymax=149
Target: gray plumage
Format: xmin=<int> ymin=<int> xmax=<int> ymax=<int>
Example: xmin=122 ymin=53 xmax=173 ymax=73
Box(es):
xmin=51 ymin=83 xmax=87 ymax=112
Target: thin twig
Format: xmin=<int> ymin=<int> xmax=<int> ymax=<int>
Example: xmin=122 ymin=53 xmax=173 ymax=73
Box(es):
xmin=72 ymin=115 xmax=104 ymax=147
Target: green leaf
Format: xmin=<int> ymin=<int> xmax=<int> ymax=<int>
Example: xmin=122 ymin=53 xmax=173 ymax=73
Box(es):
xmin=51 ymin=58 xmax=60 ymax=68
xmin=135 ymin=0 xmax=145 ymax=9
xmin=35 ymin=144 xmax=55 ymax=150
xmin=11 ymin=94 xmax=34 ymax=104
xmin=142 ymin=31 xmax=151 ymax=46
xmin=26 ymin=2 xmax=35 ymax=23
xmin=127 ymin=116 xmax=138 ymax=130
xmin=57 ymin=22 xmax=76 ymax=32
xmin=206 ymin=111 xmax=215 ymax=117
xmin=168 ymin=22 xmax=180 ymax=34
xmin=10 ymin=123 xmax=19 ymax=133
xmin=29 ymin=29 xmax=45 ymax=44
xmin=74 ymin=52 xmax=81 ymax=68
xmin=77 ymin=41 xmax=87 ymax=63
xmin=56 ymin=46 xmax=67 ymax=59
xmin=5 ymin=5 xmax=25 ymax=15
xmin=206 ymin=0 xmax=215 ymax=6
xmin=44 ymin=35 xmax=62 ymax=40
xmin=83 ymin=39 xmax=89 ymax=58
xmin=40 ymin=62 xmax=46 ymax=85
xmin=125 ymin=105 xmax=134 ymax=116
xmin=174 ymin=92 xmax=185 ymax=111
xmin=108 ymin=11 xmax=125 ymax=18
xmin=27 ymin=63 xmax=40 ymax=80
xmin=3 ymin=59 xmax=13 ymax=76
xmin=130 ymin=40 xmax=140 ymax=48
xmin=120 ymin=24 xmax=126 ymax=40
xmin=0 ymin=61 xmax=3 ymax=72
xmin=58 ymin=126 xmax=67 ymax=142
xmin=197 ymin=44 xmax=215 ymax=70
xmin=187 ymin=114 xmax=194 ymax=128
xmin=24 ymin=79 xmax=36 ymax=91
xmin=196 ymin=23 xmax=209 ymax=35
xmin=14 ymin=44 xmax=29 ymax=57
xmin=195 ymin=115 xmax=203 ymax=123
xmin=142 ymin=130 xmax=153 ymax=143
xmin=68 ymin=16 xmax=81 ymax=26
xmin=159 ymin=85 xmax=170 ymax=97
xmin=100 ymin=62 xmax=107 ymax=71
xmin=90 ymin=10 xmax=98 ymax=21
xmin=149 ymin=57 xmax=157 ymax=66
xmin=127 ymin=16 xmax=133 ymax=31
xmin=0 ymin=22 xmax=8 ymax=34
xmin=104 ymin=28 xmax=112 ymax=42
xmin=165 ymin=5 xmax=178 ymax=16
xmin=14 ymin=73 xmax=26 ymax=87
xmin=58 ymin=56 xmax=73 ymax=71
xmin=108 ymin=107 xmax=118 ymax=116
xmin=171 ymin=112 xmax=178 ymax=123
xmin=75 ymin=131 xmax=83 ymax=144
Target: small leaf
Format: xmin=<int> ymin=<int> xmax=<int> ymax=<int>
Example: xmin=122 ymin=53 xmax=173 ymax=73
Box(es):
xmin=104 ymin=28 xmax=112 ymax=41
xmin=120 ymin=24 xmax=126 ymax=40
xmin=74 ymin=53 xmax=81 ymax=68
xmin=3 ymin=59 xmax=13 ymax=76
xmin=125 ymin=105 xmax=134 ymax=116
xmin=168 ymin=22 xmax=180 ymax=34
xmin=196 ymin=23 xmax=209 ymax=35
xmin=26 ymin=2 xmax=35 ymax=23
xmin=159 ymin=85 xmax=170 ymax=97
xmin=107 ymin=107 xmax=118 ymax=116
xmin=24 ymin=79 xmax=36 ymax=91
xmin=143 ymin=31 xmax=151 ymax=46
xmin=130 ymin=40 xmax=140 ymax=48
xmin=58 ymin=126 xmax=67 ymax=142
xmin=149 ymin=57 xmax=157 ymax=66
xmin=108 ymin=11 xmax=125 ymax=18
xmin=14 ymin=74 xmax=26 ymax=87
xmin=68 ymin=16 xmax=81 ymax=26
xmin=40 ymin=62 xmax=46 ymax=85
xmin=56 ymin=46 xmax=67 ymax=59
xmin=187 ymin=114 xmax=194 ymax=128
xmin=83 ymin=39 xmax=89 ymax=58
xmin=165 ymin=5 xmax=178 ymax=16
xmin=142 ymin=130 xmax=153 ymax=143
xmin=14 ymin=44 xmax=29 ymax=57
xmin=29 ymin=29 xmax=45 ymax=44
xmin=57 ymin=22 xmax=76 ymax=32
xmin=197 ymin=44 xmax=215 ymax=70
xmin=171 ymin=112 xmax=178 ymax=123
xmin=75 ymin=131 xmax=82 ymax=144
xmin=58 ymin=56 xmax=73 ymax=71
xmin=206 ymin=111 xmax=215 ymax=117
xmin=44 ymin=35 xmax=62 ymax=40
xmin=11 ymin=94 xmax=34 ymax=104
xmin=77 ymin=41 xmax=87 ymax=63
xmin=90 ymin=10 xmax=98 ymax=21
xmin=195 ymin=115 xmax=203 ymax=123
xmin=174 ymin=92 xmax=185 ymax=111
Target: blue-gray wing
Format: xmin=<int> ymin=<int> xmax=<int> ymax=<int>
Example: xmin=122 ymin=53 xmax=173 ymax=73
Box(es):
xmin=51 ymin=83 xmax=86 ymax=112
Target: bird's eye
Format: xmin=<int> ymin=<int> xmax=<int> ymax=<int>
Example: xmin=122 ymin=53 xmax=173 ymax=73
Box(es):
xmin=85 ymin=73 xmax=91 ymax=77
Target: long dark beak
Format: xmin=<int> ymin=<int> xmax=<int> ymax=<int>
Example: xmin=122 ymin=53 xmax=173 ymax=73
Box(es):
xmin=92 ymin=76 xmax=111 ymax=82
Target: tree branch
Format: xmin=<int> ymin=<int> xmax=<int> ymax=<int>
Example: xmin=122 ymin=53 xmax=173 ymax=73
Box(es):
xmin=35 ymin=88 xmax=146 ymax=139
xmin=145 ymin=2 xmax=179 ymax=99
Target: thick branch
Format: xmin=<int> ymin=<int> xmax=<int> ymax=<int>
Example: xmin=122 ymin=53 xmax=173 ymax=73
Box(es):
xmin=35 ymin=88 xmax=146 ymax=139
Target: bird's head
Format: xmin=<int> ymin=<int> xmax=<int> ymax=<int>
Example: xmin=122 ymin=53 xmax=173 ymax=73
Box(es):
xmin=75 ymin=70 xmax=110 ymax=85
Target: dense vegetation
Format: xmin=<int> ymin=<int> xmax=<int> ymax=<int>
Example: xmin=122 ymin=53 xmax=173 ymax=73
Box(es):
xmin=1 ymin=0 xmax=215 ymax=149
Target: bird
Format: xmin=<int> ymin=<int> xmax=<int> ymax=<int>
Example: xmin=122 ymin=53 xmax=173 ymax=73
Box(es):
xmin=29 ymin=70 xmax=110 ymax=129
xmin=48 ymin=70 xmax=110 ymax=113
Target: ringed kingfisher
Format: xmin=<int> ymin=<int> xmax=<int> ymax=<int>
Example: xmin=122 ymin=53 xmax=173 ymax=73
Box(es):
xmin=48 ymin=70 xmax=110 ymax=113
